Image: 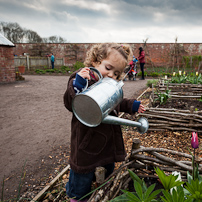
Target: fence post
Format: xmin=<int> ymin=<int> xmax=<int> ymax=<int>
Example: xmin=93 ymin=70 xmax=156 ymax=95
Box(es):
xmin=189 ymin=106 xmax=194 ymax=125
xmin=48 ymin=57 xmax=51 ymax=68
xmin=27 ymin=56 xmax=30 ymax=71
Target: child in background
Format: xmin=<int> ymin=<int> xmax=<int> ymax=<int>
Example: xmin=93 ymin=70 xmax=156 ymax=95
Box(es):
xmin=63 ymin=43 xmax=145 ymax=202
xmin=127 ymin=56 xmax=138 ymax=80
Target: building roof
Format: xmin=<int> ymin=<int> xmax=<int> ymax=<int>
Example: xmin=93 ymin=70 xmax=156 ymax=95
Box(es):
xmin=0 ymin=33 xmax=15 ymax=46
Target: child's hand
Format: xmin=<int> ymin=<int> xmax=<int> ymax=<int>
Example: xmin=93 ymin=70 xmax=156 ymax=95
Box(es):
xmin=138 ymin=104 xmax=145 ymax=113
xmin=78 ymin=67 xmax=90 ymax=80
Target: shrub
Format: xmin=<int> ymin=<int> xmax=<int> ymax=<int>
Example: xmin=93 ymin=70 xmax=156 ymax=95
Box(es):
xmin=137 ymin=71 xmax=148 ymax=77
xmin=150 ymin=72 xmax=159 ymax=77
xmin=61 ymin=66 xmax=70 ymax=72
xmin=35 ymin=69 xmax=46 ymax=74
xmin=147 ymin=79 xmax=158 ymax=88
xmin=46 ymin=69 xmax=55 ymax=73
xmin=73 ymin=61 xmax=85 ymax=71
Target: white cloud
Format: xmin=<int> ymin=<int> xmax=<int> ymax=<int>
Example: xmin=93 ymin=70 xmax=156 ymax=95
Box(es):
xmin=62 ymin=0 xmax=111 ymax=14
xmin=0 ymin=0 xmax=202 ymax=42
xmin=153 ymin=12 xmax=166 ymax=23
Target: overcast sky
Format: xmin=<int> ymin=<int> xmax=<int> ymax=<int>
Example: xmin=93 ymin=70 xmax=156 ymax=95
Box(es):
xmin=0 ymin=0 xmax=202 ymax=43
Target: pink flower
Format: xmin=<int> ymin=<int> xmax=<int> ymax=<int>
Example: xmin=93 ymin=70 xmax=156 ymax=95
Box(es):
xmin=191 ymin=132 xmax=199 ymax=149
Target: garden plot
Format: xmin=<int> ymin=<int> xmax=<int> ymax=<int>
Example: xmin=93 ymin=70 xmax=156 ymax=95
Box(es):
xmin=28 ymin=85 xmax=202 ymax=202
xmin=137 ymin=80 xmax=202 ymax=133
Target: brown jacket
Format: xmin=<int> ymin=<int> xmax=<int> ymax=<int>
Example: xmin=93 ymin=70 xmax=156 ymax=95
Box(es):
xmin=63 ymin=71 xmax=136 ymax=173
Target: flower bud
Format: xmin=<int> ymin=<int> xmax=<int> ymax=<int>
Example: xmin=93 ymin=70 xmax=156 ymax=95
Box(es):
xmin=191 ymin=132 xmax=199 ymax=149
xmin=179 ymin=71 xmax=182 ymax=75
xmin=196 ymin=72 xmax=198 ymax=76
xmin=173 ymin=72 xmax=176 ymax=76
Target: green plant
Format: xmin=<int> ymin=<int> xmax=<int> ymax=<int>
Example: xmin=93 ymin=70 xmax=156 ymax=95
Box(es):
xmin=162 ymin=73 xmax=171 ymax=77
xmin=111 ymin=166 xmax=202 ymax=202
xmin=53 ymin=68 xmax=62 ymax=73
xmin=183 ymin=56 xmax=191 ymax=69
xmin=171 ymin=73 xmax=187 ymax=84
xmin=111 ymin=169 xmax=161 ymax=202
xmin=187 ymin=73 xmax=202 ymax=84
xmin=154 ymin=87 xmax=171 ymax=105
xmin=73 ymin=61 xmax=85 ymax=71
xmin=61 ymin=65 xmax=71 ymax=72
xmin=46 ymin=69 xmax=55 ymax=73
xmin=161 ymin=186 xmax=191 ymax=202
xmin=150 ymin=72 xmax=159 ymax=77
xmin=147 ymin=79 xmax=158 ymax=88
xmin=199 ymin=95 xmax=202 ymax=102
xmin=184 ymin=179 xmax=202 ymax=201
xmin=35 ymin=69 xmax=46 ymax=74
xmin=111 ymin=132 xmax=202 ymax=202
xmin=155 ymin=168 xmax=184 ymax=192
xmin=137 ymin=72 xmax=142 ymax=77
xmin=137 ymin=71 xmax=148 ymax=77
xmin=1 ymin=160 xmax=27 ymax=202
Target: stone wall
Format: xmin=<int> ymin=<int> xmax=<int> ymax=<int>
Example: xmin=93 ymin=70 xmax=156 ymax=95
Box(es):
xmin=13 ymin=43 xmax=202 ymax=68
xmin=0 ymin=45 xmax=15 ymax=83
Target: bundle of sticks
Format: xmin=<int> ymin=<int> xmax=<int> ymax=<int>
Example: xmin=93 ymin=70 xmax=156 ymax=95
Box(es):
xmin=137 ymin=107 xmax=202 ymax=133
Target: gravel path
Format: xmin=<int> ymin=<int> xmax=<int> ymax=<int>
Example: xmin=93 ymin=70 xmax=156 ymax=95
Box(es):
xmin=0 ymin=75 xmax=147 ymax=200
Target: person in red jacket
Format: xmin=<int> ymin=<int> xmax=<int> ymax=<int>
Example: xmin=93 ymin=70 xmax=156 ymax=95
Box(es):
xmin=138 ymin=47 xmax=145 ymax=80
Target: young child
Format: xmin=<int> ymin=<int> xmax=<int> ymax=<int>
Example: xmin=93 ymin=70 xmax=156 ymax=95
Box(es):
xmin=127 ymin=56 xmax=138 ymax=80
xmin=63 ymin=43 xmax=145 ymax=202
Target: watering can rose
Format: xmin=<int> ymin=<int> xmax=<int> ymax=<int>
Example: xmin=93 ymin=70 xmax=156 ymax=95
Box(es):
xmin=191 ymin=132 xmax=199 ymax=149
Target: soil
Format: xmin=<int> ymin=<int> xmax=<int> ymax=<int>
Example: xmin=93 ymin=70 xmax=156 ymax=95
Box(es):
xmin=0 ymin=75 xmax=148 ymax=201
xmin=155 ymin=98 xmax=202 ymax=111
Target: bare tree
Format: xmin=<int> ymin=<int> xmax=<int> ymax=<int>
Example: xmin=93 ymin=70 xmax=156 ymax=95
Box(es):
xmin=43 ymin=35 xmax=66 ymax=43
xmin=0 ymin=22 xmax=24 ymax=43
xmin=0 ymin=21 xmax=66 ymax=43
xmin=143 ymin=38 xmax=155 ymax=71
xmin=25 ymin=29 xmax=43 ymax=43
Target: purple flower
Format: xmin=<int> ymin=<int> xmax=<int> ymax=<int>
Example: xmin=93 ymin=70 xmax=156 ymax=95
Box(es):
xmin=191 ymin=132 xmax=199 ymax=149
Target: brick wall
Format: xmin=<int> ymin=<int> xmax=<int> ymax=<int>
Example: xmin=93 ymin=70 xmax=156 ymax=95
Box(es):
xmin=13 ymin=43 xmax=202 ymax=67
xmin=0 ymin=45 xmax=15 ymax=83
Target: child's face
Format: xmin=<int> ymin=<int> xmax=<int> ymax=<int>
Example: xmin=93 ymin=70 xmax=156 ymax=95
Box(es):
xmin=93 ymin=50 xmax=126 ymax=80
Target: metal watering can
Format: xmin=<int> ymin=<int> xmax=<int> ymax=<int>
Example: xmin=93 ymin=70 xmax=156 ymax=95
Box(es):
xmin=72 ymin=67 xmax=149 ymax=134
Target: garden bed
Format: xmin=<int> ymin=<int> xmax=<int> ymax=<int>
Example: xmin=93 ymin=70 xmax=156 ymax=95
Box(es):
xmin=27 ymin=86 xmax=202 ymax=202
xmin=137 ymin=81 xmax=202 ymax=133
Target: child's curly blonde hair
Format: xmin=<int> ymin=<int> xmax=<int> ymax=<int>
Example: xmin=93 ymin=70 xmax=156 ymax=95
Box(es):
xmin=84 ymin=43 xmax=133 ymax=67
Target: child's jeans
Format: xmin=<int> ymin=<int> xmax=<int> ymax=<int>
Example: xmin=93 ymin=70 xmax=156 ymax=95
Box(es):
xmin=66 ymin=163 xmax=115 ymax=200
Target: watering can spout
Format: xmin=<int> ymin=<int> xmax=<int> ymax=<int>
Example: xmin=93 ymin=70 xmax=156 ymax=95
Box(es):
xmin=102 ymin=116 xmax=149 ymax=134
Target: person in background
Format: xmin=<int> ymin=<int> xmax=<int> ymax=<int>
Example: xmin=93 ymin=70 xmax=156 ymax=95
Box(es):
xmin=138 ymin=47 xmax=145 ymax=80
xmin=51 ymin=53 xmax=55 ymax=69
xmin=63 ymin=43 xmax=145 ymax=202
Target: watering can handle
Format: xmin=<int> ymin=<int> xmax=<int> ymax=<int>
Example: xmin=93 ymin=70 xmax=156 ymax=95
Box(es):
xmin=83 ymin=67 xmax=103 ymax=91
